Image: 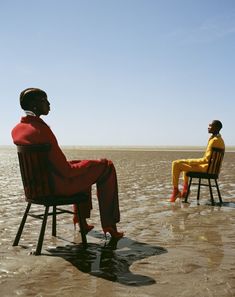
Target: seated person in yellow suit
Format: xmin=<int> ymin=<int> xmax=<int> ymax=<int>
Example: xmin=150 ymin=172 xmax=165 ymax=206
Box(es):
xmin=170 ymin=120 xmax=225 ymax=202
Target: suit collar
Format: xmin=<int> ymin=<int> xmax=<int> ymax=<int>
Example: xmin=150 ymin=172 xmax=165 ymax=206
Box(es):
xmin=21 ymin=115 xmax=49 ymax=127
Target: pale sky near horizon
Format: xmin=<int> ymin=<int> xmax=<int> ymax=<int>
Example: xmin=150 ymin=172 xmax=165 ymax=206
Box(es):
xmin=1 ymin=0 xmax=235 ymax=146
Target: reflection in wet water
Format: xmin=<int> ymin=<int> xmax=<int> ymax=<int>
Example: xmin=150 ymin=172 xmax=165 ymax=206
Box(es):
xmin=169 ymin=204 xmax=225 ymax=269
xmin=47 ymin=235 xmax=167 ymax=286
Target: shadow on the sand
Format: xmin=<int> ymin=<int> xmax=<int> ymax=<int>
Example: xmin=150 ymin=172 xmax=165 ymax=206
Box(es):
xmin=218 ymin=201 xmax=235 ymax=208
xmin=47 ymin=235 xmax=167 ymax=286
xmin=205 ymin=201 xmax=235 ymax=208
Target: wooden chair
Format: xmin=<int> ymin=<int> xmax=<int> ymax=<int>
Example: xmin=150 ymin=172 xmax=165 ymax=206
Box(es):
xmin=13 ymin=144 xmax=88 ymax=255
xmin=184 ymin=147 xmax=225 ymax=205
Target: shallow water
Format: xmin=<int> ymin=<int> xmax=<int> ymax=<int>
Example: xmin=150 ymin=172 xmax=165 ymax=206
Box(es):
xmin=0 ymin=147 xmax=235 ymax=296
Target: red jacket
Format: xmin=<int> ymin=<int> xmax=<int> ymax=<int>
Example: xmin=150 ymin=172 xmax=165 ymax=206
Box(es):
xmin=12 ymin=116 xmax=93 ymax=195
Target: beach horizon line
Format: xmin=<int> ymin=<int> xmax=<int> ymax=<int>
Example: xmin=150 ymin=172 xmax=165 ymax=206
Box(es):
xmin=2 ymin=145 xmax=235 ymax=152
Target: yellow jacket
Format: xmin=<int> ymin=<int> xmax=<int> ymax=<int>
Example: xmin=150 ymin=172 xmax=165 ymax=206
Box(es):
xmin=188 ymin=135 xmax=225 ymax=166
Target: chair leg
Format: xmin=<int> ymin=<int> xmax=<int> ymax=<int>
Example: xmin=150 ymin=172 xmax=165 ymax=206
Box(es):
xmin=197 ymin=178 xmax=201 ymax=205
xmin=76 ymin=203 xmax=87 ymax=245
xmin=208 ymin=179 xmax=215 ymax=205
xmin=52 ymin=206 xmax=56 ymax=237
xmin=184 ymin=178 xmax=192 ymax=203
xmin=215 ymin=179 xmax=223 ymax=204
xmin=35 ymin=206 xmax=49 ymax=255
xmin=13 ymin=202 xmax=31 ymax=246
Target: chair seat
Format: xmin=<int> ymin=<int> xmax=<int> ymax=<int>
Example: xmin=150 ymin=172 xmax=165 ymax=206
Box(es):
xmin=186 ymin=171 xmax=218 ymax=179
xmin=184 ymin=147 xmax=224 ymax=205
xmin=13 ymin=144 xmax=88 ymax=255
xmin=26 ymin=193 xmax=88 ymax=206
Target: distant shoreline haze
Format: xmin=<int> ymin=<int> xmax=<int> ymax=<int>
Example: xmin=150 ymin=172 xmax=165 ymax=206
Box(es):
xmin=2 ymin=145 xmax=235 ymax=152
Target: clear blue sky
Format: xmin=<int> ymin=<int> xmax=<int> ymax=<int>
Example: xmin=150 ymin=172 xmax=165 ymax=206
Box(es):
xmin=1 ymin=0 xmax=235 ymax=146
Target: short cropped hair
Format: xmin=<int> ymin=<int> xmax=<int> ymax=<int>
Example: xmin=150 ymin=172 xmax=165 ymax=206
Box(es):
xmin=213 ymin=120 xmax=223 ymax=132
xmin=20 ymin=88 xmax=47 ymax=110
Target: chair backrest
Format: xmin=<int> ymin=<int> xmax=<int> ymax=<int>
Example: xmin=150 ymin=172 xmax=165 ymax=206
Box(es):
xmin=207 ymin=147 xmax=225 ymax=176
xmin=16 ymin=144 xmax=54 ymax=201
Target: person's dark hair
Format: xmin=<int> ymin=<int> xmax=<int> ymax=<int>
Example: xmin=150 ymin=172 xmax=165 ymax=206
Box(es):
xmin=213 ymin=120 xmax=223 ymax=132
xmin=20 ymin=88 xmax=47 ymax=110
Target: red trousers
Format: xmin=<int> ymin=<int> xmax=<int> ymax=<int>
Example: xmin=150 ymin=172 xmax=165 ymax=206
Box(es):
xmin=70 ymin=159 xmax=120 ymax=228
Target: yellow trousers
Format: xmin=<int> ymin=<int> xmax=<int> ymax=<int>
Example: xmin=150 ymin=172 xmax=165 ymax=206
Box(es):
xmin=172 ymin=158 xmax=207 ymax=188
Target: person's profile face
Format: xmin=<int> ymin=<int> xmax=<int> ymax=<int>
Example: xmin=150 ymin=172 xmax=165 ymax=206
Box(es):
xmin=34 ymin=96 xmax=50 ymax=116
xmin=208 ymin=121 xmax=217 ymax=134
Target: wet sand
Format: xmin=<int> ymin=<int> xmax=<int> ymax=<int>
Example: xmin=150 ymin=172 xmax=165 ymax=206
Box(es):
xmin=0 ymin=147 xmax=235 ymax=297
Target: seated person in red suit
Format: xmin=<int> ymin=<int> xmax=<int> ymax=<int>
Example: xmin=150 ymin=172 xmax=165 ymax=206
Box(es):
xmin=12 ymin=88 xmax=123 ymax=239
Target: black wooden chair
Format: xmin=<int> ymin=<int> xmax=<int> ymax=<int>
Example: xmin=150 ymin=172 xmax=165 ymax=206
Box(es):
xmin=13 ymin=144 xmax=88 ymax=255
xmin=184 ymin=147 xmax=225 ymax=205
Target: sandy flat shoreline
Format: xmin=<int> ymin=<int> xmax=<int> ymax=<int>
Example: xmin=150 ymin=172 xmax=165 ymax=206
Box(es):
xmin=2 ymin=145 xmax=235 ymax=152
xmin=63 ymin=145 xmax=235 ymax=152
xmin=0 ymin=149 xmax=235 ymax=296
